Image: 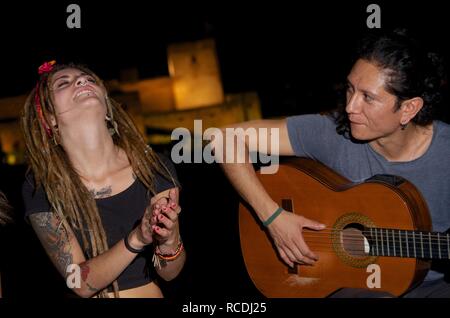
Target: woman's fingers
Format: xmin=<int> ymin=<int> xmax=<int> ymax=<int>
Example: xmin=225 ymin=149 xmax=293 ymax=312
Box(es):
xmin=168 ymin=188 xmax=179 ymax=205
xmin=167 ymin=188 xmax=181 ymax=214
xmin=161 ymin=204 xmax=179 ymax=221
xmin=152 ymin=225 xmax=170 ymax=238
xmin=156 ymin=213 xmax=174 ymax=230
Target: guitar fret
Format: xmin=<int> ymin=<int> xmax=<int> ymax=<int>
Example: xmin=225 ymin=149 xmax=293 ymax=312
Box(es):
xmin=438 ymin=233 xmax=441 ymax=259
xmin=413 ymin=232 xmax=417 ymax=258
xmin=447 ymin=234 xmax=450 ymax=259
xmin=406 ymin=231 xmax=410 ymax=258
xmin=392 ymin=230 xmax=396 ymax=257
xmin=386 ymin=229 xmax=389 ymax=256
xmin=375 ymin=228 xmax=379 ymax=256
xmin=420 ymin=232 xmax=424 ymax=258
xmin=429 ymin=233 xmax=432 ymax=259
xmin=368 ymin=228 xmax=449 ymax=259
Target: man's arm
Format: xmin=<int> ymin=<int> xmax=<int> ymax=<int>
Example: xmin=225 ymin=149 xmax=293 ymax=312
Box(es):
xmin=213 ymin=119 xmax=325 ymax=266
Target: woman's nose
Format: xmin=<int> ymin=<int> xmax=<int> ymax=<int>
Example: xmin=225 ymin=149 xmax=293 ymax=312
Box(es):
xmin=76 ymin=76 xmax=88 ymax=86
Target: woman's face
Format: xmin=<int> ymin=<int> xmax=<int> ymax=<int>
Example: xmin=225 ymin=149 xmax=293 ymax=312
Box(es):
xmin=49 ymin=68 xmax=107 ymax=126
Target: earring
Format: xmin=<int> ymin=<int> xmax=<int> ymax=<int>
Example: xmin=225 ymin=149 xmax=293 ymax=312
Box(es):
xmin=401 ymin=122 xmax=408 ymax=130
xmin=105 ymin=114 xmax=119 ymax=136
xmin=52 ymin=125 xmax=60 ymax=146
xmin=105 ymin=96 xmax=120 ymax=136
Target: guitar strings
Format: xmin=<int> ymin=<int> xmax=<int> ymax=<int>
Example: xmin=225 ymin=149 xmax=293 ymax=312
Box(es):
xmin=300 ymin=229 xmax=449 ymax=243
xmin=302 ymin=231 xmax=449 ymax=242
xmin=296 ymin=235 xmax=450 ymax=257
xmin=295 ymin=241 xmax=449 ymax=258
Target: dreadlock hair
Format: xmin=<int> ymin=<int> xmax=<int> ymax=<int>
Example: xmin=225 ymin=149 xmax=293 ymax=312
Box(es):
xmin=0 ymin=191 xmax=11 ymax=225
xmin=21 ymin=63 xmax=177 ymax=298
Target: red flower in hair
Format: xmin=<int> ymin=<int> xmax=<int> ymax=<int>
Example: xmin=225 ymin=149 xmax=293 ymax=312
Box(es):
xmin=38 ymin=60 xmax=56 ymax=75
xmin=35 ymin=60 xmax=56 ymax=137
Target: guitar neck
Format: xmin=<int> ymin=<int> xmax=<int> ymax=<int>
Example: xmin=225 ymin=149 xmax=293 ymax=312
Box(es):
xmin=367 ymin=228 xmax=450 ymax=260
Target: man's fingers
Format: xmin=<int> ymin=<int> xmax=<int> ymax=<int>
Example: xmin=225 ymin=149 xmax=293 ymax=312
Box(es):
xmin=303 ymin=217 xmax=326 ymax=231
xmin=292 ymin=235 xmax=318 ymax=263
xmin=278 ymin=243 xmax=297 ymax=265
xmin=278 ymin=248 xmax=294 ymax=268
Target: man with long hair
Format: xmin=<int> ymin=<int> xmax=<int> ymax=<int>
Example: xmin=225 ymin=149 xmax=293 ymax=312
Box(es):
xmin=216 ymin=29 xmax=450 ymax=297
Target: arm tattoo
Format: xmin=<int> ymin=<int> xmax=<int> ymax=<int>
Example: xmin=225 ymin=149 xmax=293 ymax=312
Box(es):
xmin=29 ymin=212 xmax=73 ymax=277
xmin=89 ymin=186 xmax=112 ymax=199
xmin=80 ymin=262 xmax=99 ymax=293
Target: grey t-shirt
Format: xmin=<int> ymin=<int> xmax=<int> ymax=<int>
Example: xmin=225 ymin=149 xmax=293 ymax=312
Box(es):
xmin=286 ymin=113 xmax=450 ymax=281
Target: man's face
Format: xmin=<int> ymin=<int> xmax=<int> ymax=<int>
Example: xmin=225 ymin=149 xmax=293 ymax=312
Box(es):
xmin=345 ymin=59 xmax=402 ymax=141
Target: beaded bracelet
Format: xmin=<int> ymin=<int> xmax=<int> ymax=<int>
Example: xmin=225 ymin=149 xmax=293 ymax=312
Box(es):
xmin=152 ymin=238 xmax=184 ymax=269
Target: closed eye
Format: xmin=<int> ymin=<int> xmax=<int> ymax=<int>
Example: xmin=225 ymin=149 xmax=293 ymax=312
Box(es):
xmin=57 ymin=81 xmax=69 ymax=88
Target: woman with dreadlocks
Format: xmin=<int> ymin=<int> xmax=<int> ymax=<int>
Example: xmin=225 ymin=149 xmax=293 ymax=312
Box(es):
xmin=21 ymin=61 xmax=185 ymax=298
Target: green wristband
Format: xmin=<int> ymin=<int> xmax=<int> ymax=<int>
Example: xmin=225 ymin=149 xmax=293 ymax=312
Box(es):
xmin=263 ymin=207 xmax=284 ymax=227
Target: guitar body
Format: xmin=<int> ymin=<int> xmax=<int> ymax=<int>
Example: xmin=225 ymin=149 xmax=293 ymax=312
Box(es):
xmin=239 ymin=158 xmax=433 ymax=297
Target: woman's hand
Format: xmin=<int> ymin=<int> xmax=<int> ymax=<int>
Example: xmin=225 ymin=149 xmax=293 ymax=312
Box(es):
xmin=128 ymin=187 xmax=181 ymax=252
xmin=150 ymin=188 xmax=181 ymax=253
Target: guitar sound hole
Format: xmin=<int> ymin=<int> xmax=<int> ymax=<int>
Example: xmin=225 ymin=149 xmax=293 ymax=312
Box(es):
xmin=341 ymin=223 xmax=369 ymax=257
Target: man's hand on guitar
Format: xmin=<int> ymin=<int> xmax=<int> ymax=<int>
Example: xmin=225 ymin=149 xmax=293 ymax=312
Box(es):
xmin=268 ymin=211 xmax=325 ymax=267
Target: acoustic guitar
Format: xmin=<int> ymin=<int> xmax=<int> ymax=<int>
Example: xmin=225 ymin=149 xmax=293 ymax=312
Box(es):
xmin=239 ymin=158 xmax=449 ymax=297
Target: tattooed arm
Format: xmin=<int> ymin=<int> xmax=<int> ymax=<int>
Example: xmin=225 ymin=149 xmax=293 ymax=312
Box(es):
xmin=29 ymin=212 xmax=146 ymax=298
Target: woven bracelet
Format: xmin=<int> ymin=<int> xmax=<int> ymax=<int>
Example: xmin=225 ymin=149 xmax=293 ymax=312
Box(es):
xmin=262 ymin=207 xmax=284 ymax=227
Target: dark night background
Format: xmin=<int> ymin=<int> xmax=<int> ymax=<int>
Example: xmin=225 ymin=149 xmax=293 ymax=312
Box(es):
xmin=0 ymin=0 xmax=449 ymax=306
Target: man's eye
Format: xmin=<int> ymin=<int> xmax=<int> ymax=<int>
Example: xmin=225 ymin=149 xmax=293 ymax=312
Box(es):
xmin=364 ymin=94 xmax=374 ymax=102
xmin=87 ymin=78 xmax=96 ymax=83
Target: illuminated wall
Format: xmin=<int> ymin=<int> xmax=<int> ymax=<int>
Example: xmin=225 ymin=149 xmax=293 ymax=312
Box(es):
xmin=168 ymin=38 xmax=224 ymax=110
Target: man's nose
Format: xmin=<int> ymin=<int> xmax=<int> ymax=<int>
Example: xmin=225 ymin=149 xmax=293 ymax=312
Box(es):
xmin=345 ymin=93 xmax=361 ymax=113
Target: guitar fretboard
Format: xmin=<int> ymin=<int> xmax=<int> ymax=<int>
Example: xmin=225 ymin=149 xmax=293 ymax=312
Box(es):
xmin=367 ymin=228 xmax=450 ymax=259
